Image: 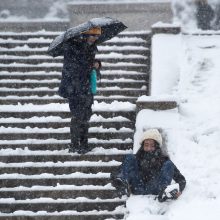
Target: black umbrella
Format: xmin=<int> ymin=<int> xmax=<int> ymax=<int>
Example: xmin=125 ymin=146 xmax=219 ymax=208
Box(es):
xmin=48 ymin=17 xmax=127 ymax=57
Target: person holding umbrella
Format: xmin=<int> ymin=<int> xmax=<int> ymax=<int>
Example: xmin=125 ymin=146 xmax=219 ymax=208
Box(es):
xmin=48 ymin=17 xmax=127 ymax=154
xmin=59 ymin=27 xmax=101 ymax=154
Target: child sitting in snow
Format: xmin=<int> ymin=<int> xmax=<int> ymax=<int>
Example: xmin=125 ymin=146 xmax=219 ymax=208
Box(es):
xmin=110 ymin=128 xmax=186 ymax=202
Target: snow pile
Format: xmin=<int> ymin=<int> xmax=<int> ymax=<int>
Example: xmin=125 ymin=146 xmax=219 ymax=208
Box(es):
xmin=0 ymin=101 xmax=135 ymax=112
xmin=128 ymin=33 xmax=220 ymax=219
xmin=151 ymin=34 xmax=181 ymax=95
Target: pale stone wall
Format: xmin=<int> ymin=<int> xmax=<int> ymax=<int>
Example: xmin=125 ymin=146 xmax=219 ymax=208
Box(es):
xmin=67 ymin=2 xmax=173 ymax=31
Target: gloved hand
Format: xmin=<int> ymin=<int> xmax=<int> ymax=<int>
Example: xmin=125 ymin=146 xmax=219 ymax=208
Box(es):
xmin=158 ymin=183 xmax=180 ymax=202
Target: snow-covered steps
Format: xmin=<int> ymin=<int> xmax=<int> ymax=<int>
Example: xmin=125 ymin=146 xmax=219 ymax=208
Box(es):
xmin=0 ymin=112 xmax=135 ymax=122
xmin=0 ymin=70 xmax=147 ymax=80
xmin=0 ymin=56 xmax=147 ymax=65
xmin=0 ymin=96 xmax=138 ymax=105
xmin=0 ymin=152 xmax=128 ymax=163
xmin=0 ymin=185 xmax=119 ymax=200
xmin=0 ymin=64 xmax=148 ymax=72
xmin=0 ymin=30 xmax=151 ymax=218
xmin=0 ymin=32 xmax=150 ymax=40
xmin=0 ymin=88 xmax=147 ymax=97
xmin=0 ymin=129 xmax=133 ymax=141
xmin=0 ymin=161 xmax=120 ymax=175
xmin=0 ymin=79 xmax=146 ymax=88
xmin=0 ymin=121 xmax=134 ymax=130
xmin=0 ymin=173 xmax=111 ymax=188
xmin=0 ymin=40 xmax=147 ymax=48
xmin=0 ymin=198 xmax=125 ymax=213
xmin=0 ymin=47 xmax=150 ymax=56
xmin=0 ymin=211 xmax=125 ymax=220
xmin=0 ymin=142 xmax=133 ymax=151
xmin=0 ymin=115 xmax=133 ymax=129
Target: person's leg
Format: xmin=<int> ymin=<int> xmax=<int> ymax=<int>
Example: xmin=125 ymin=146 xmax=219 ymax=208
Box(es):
xmin=77 ymin=119 xmax=91 ymax=154
xmin=115 ymin=154 xmax=145 ymax=195
xmin=68 ymin=98 xmax=81 ymax=152
xmin=70 ymin=117 xmax=80 ymax=147
xmin=77 ymin=96 xmax=93 ymax=154
xmin=144 ymin=160 xmax=175 ymax=195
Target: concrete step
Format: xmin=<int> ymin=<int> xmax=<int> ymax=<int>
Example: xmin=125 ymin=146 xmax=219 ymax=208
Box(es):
xmin=0 ymin=164 xmax=119 ymax=175
xmin=0 ymin=41 xmax=147 ymax=49
xmin=0 ymin=72 xmax=147 ymax=80
xmin=0 ymin=29 xmax=152 ymax=219
xmin=0 ymin=97 xmax=137 ymax=105
xmin=0 ymin=142 xmax=133 ymax=151
xmin=0 ymin=65 xmax=148 ymax=72
xmin=0 ymin=200 xmax=125 ymax=213
xmin=0 ymin=89 xmax=146 ymax=97
xmin=1 ymin=176 xmax=111 ymax=188
xmin=0 ymin=189 xmax=121 ymax=201
xmin=0 ymin=34 xmax=148 ymax=42
xmin=0 ymin=130 xmax=133 ymax=141
xmin=0 ymin=49 xmax=150 ymax=56
xmin=0 ymin=213 xmax=124 ymax=220
xmin=0 ymin=111 xmax=136 ymax=121
xmin=0 ymin=121 xmax=134 ymax=129
xmin=0 ymin=32 xmax=150 ymax=40
xmin=0 ymin=154 xmax=126 ymax=163
xmin=0 ymin=57 xmax=148 ymax=65
xmin=0 ymin=81 xmax=146 ymax=89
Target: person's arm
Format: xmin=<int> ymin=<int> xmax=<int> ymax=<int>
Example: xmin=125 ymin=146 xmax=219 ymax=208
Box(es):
xmin=173 ymin=165 xmax=186 ymax=193
xmin=93 ymin=59 xmax=102 ymax=81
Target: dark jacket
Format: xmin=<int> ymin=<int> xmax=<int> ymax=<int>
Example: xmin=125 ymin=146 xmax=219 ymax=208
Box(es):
xmin=58 ymin=39 xmax=98 ymax=99
xmin=196 ymin=2 xmax=214 ymax=30
xmin=58 ymin=39 xmax=98 ymax=120
xmin=136 ymin=145 xmax=186 ymax=192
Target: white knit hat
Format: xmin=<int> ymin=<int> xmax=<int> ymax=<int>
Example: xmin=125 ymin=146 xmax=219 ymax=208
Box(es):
xmin=140 ymin=128 xmax=163 ymax=146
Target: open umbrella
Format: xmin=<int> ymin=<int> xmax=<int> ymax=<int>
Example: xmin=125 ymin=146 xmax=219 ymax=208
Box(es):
xmin=48 ymin=17 xmax=127 ymax=57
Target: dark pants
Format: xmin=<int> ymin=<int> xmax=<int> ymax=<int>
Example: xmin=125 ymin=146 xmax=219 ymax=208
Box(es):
xmin=118 ymin=154 xmax=174 ymax=195
xmin=70 ymin=117 xmax=89 ymax=147
xmin=68 ymin=95 xmax=93 ymax=148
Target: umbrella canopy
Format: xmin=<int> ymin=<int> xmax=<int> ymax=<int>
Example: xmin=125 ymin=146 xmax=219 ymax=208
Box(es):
xmin=48 ymin=17 xmax=127 ymax=57
xmin=47 ymin=32 xmax=65 ymax=57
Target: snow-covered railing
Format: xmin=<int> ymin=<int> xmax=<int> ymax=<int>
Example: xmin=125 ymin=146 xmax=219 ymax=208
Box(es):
xmin=151 ymin=22 xmax=181 ymax=35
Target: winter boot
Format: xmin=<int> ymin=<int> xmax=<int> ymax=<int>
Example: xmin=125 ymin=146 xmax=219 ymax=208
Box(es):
xmin=111 ymin=175 xmax=130 ymax=198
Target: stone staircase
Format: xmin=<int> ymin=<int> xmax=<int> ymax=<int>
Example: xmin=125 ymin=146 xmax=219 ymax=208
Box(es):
xmin=0 ymin=27 xmax=151 ymax=219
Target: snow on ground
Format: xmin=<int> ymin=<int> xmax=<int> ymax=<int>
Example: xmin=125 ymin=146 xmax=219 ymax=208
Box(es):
xmin=0 ymin=101 xmax=135 ymax=112
xmin=127 ymin=33 xmax=220 ymax=219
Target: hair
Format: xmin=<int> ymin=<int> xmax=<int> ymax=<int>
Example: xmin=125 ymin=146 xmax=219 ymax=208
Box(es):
xmin=136 ymin=139 xmax=169 ymax=161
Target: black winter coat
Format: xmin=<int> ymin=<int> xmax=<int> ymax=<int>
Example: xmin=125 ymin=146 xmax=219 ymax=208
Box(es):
xmin=136 ymin=147 xmax=186 ymax=192
xmin=58 ymin=39 xmax=98 ymax=99
xmin=58 ymin=39 xmax=98 ymax=119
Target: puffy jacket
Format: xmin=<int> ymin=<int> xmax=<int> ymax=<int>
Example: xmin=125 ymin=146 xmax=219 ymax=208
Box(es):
xmin=58 ymin=39 xmax=98 ymax=99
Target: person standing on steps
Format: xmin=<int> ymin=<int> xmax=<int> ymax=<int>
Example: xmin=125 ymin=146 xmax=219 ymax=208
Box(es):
xmin=58 ymin=27 xmax=102 ymax=154
xmin=110 ymin=129 xmax=186 ymax=202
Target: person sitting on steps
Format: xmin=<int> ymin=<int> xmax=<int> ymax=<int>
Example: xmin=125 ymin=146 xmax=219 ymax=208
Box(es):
xmin=110 ymin=128 xmax=186 ymax=202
